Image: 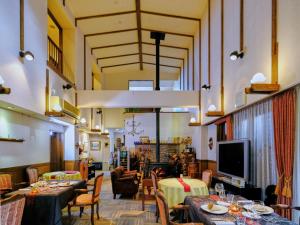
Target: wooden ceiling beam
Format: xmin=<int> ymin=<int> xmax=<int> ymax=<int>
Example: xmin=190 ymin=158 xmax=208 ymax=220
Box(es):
xmin=91 ymin=42 xmax=138 ymax=51
xmin=135 ymin=0 xmax=143 ymax=70
xmin=141 ymin=28 xmax=193 ymax=38
xmin=101 ymin=62 xmax=181 ymax=70
xmin=84 ymin=28 xmax=137 ymax=37
xmin=141 ymin=10 xmax=200 ymax=21
xmin=143 ymin=62 xmax=181 ymax=69
xmin=75 ymin=10 xmax=136 ymax=26
xmin=97 ymin=53 xmax=184 ymax=61
xmin=142 ymin=42 xmax=188 ymax=50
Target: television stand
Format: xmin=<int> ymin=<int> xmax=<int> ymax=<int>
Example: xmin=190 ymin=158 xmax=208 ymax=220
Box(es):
xmin=211 ymin=176 xmax=262 ymax=200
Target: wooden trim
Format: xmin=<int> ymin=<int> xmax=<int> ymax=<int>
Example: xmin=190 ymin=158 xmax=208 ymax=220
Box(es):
xmin=98 ymin=52 xmax=184 ymax=61
xmin=45 ymin=69 xmax=49 ymax=112
xmin=143 ymin=53 xmax=184 ymax=61
xmin=91 ymin=73 xmax=94 ymax=90
xmin=90 ymin=108 xmax=93 ymax=130
xmin=75 ymin=92 xmax=78 ymax=107
xmin=85 ymin=28 xmax=137 ymax=37
xmin=84 ymin=37 xmax=86 ymax=90
xmin=92 ymin=42 xmax=138 ymax=51
xmin=48 ymin=10 xmax=63 ymax=48
xmin=271 ymin=0 xmax=278 ymax=84
xmin=221 ymin=0 xmax=224 ymax=112
xmin=245 ymin=83 xmax=280 ymax=94
xmin=187 ymin=49 xmax=189 ymax=90
xmin=199 ymin=20 xmax=202 ymax=115
xmin=192 ymin=37 xmax=195 ymax=90
xmin=208 ymin=0 xmax=211 ymax=86
xmin=143 ymin=62 xmax=181 ymax=69
xmin=240 ymin=0 xmax=244 ymax=52
xmin=135 ymin=0 xmax=143 ymax=70
xmin=143 ymin=42 xmax=189 ymax=50
xmin=206 ymin=111 xmax=225 ymax=117
xmin=101 ymin=62 xmax=181 ymax=70
xmin=141 ymin=10 xmax=200 ymax=21
xmin=188 ymin=122 xmax=201 ymax=126
xmin=141 ymin=28 xmax=193 ymax=38
xmin=20 ymin=0 xmax=24 ymax=51
xmin=0 ymin=138 xmax=24 ymax=142
xmin=75 ymin=10 xmax=136 ymax=26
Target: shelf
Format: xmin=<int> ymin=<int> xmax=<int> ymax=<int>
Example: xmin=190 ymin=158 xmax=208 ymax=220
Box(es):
xmin=205 ymin=111 xmax=224 ymax=117
xmin=245 ymin=83 xmax=280 ymax=94
xmin=45 ymin=111 xmax=65 ymax=117
xmin=0 ymin=138 xmax=24 ymax=142
xmin=188 ymin=122 xmax=201 ymax=126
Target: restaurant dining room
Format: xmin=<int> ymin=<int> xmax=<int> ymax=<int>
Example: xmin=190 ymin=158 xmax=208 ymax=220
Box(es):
xmin=0 ymin=0 xmax=300 ymax=225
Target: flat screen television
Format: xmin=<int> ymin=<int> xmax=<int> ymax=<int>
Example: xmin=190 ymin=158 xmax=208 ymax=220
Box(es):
xmin=217 ymin=140 xmax=250 ymax=181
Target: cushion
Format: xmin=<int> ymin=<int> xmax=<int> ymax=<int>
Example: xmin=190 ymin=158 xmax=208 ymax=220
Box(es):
xmin=76 ymin=194 xmax=98 ymax=205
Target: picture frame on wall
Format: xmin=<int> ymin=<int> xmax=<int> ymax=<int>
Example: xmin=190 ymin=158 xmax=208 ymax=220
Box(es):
xmin=90 ymin=141 xmax=101 ymax=151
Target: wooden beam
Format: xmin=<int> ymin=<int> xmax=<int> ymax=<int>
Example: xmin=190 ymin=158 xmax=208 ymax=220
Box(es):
xmin=143 ymin=53 xmax=184 ymax=61
xmin=91 ymin=42 xmax=138 ymax=51
xmin=75 ymin=11 xmax=136 ymax=26
xmin=143 ymin=62 xmax=181 ymax=69
xmin=192 ymin=37 xmax=195 ymax=90
xmin=141 ymin=10 xmax=200 ymax=21
xmin=101 ymin=62 xmax=181 ymax=70
xmin=208 ymin=0 xmax=211 ymax=86
xmin=199 ymin=20 xmax=202 ymax=115
xmin=221 ymin=0 xmax=224 ymax=112
xmin=141 ymin=28 xmax=193 ymax=38
xmin=97 ymin=53 xmax=184 ymax=61
xmin=245 ymin=84 xmax=280 ymax=94
xmin=272 ymin=0 xmax=278 ymax=84
xmin=20 ymin=0 xmax=24 ymax=51
xmin=187 ymin=49 xmax=189 ymax=90
xmin=135 ymin=0 xmax=143 ymax=70
xmin=84 ymin=28 xmax=137 ymax=37
xmin=45 ymin=69 xmax=49 ymax=112
xmin=142 ymin=42 xmax=188 ymax=50
xmin=84 ymin=36 xmax=86 ymax=90
xmin=240 ymin=0 xmax=244 ymax=52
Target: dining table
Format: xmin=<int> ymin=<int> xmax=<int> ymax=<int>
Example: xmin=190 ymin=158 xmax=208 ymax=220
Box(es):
xmin=184 ymin=195 xmax=297 ymax=225
xmin=8 ymin=180 xmax=86 ymax=225
xmin=42 ymin=171 xmax=82 ymax=181
xmin=158 ymin=177 xmax=209 ymax=208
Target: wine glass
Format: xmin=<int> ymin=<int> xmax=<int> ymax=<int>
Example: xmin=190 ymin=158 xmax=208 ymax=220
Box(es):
xmin=214 ymin=183 xmax=224 ymax=196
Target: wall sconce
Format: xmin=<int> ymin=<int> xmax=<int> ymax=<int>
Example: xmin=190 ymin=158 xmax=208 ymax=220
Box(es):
xmin=19 ymin=50 xmax=34 ymax=61
xmin=207 ymin=104 xmax=217 ymax=112
xmin=52 ymin=104 xmax=62 ymax=112
xmin=230 ymin=50 xmax=244 ymax=61
xmin=95 ymin=125 xmax=100 ymax=130
xmin=0 ymin=75 xmax=11 ymax=94
xmin=250 ymin=72 xmax=267 ymax=84
xmin=190 ymin=117 xmax=196 ymax=123
xmin=201 ymin=84 xmax=211 ymax=90
xmin=80 ymin=117 xmax=86 ymax=124
xmin=63 ymin=84 xmax=72 ymax=90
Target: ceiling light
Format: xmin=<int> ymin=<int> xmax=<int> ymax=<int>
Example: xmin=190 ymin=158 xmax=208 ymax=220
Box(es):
xmin=80 ymin=117 xmax=86 ymax=124
xmin=95 ymin=125 xmax=100 ymax=130
xmin=63 ymin=84 xmax=72 ymax=90
xmin=207 ymin=104 xmax=217 ymax=112
xmin=250 ymin=72 xmax=267 ymax=84
xmin=190 ymin=117 xmax=196 ymax=123
xmin=19 ymin=50 xmax=34 ymax=61
xmin=230 ymin=50 xmax=244 ymax=61
xmin=0 ymin=75 xmax=11 ymax=94
xmin=201 ymin=84 xmax=211 ymax=90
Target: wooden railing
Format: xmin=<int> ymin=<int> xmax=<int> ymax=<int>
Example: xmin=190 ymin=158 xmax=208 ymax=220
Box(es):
xmin=47 ymin=36 xmax=63 ymax=74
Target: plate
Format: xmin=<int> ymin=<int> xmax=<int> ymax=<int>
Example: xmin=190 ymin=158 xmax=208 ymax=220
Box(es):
xmin=201 ymin=204 xmax=228 ymax=214
xmin=242 ymin=212 xmax=261 ymax=220
xmin=48 ymin=184 xmax=58 ymax=188
xmin=244 ymin=204 xmax=274 ymax=215
xmin=58 ymin=182 xmax=70 ymax=187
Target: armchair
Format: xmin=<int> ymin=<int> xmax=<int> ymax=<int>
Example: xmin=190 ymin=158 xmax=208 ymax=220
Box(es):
xmin=111 ymin=168 xmax=139 ymax=199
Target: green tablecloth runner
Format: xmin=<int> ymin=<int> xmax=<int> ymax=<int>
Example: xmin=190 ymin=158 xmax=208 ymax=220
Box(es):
xmin=158 ymin=178 xmax=209 ymax=208
xmin=42 ymin=171 xmax=82 ymax=181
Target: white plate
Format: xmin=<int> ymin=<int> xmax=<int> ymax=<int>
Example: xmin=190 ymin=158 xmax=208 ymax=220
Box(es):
xmin=242 ymin=212 xmax=261 ymax=220
xmin=58 ymin=183 xmax=70 ymax=187
xmin=244 ymin=204 xmax=274 ymax=215
xmin=48 ymin=184 xmax=58 ymax=188
xmin=201 ymin=204 xmax=228 ymax=214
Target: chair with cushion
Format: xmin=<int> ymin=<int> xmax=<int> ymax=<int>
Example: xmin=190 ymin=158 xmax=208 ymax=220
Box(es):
xmin=68 ymin=173 xmax=104 ymax=225
xmin=26 ymin=167 xmax=38 ymax=184
xmin=0 ymin=173 xmax=13 ymax=198
xmin=0 ymin=194 xmax=26 ymax=225
xmin=201 ymin=169 xmax=212 ymax=188
xmin=156 ymin=190 xmax=202 ymax=225
xmin=116 ymin=166 xmax=138 ymax=177
xmin=111 ymin=168 xmax=139 ymax=199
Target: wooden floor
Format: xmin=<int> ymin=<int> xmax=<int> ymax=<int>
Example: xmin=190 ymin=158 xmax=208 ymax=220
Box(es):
xmin=62 ymin=171 xmax=159 ymax=225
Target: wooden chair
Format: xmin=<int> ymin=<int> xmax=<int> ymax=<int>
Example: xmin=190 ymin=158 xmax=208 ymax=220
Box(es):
xmin=0 ymin=173 xmax=13 ymax=198
xmin=141 ymin=178 xmax=156 ymax=210
xmin=0 ymin=194 xmax=26 ymax=225
xmin=150 ymin=171 xmax=160 ymax=222
xmin=201 ymin=169 xmax=212 ymax=188
xmin=68 ymin=173 xmax=104 ymax=225
xmin=26 ymin=167 xmax=38 ymax=184
xmin=156 ymin=190 xmax=202 ymax=225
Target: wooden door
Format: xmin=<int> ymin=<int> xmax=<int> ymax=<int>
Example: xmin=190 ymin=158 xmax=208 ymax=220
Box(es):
xmin=50 ymin=132 xmax=64 ymax=171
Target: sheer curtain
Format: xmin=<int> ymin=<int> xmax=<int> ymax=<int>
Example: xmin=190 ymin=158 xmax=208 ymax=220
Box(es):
xmin=293 ymin=86 xmax=300 ymax=223
xmin=233 ymin=99 xmax=277 ymax=191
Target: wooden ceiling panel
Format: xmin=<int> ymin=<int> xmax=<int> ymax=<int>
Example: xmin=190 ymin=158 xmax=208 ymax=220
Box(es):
xmin=78 ymin=13 xmax=137 ymax=34
xmin=141 ymin=13 xmax=198 ymax=36
xmin=102 ymin=63 xmax=140 ymax=73
xmin=142 ymin=44 xmax=187 ymax=58
xmin=142 ymin=30 xmax=192 ymax=48
xmin=87 ymin=30 xmax=137 ymax=47
xmin=99 ymin=55 xmax=140 ymax=67
xmin=93 ymin=44 xmax=139 ymax=57
xmin=141 ymin=0 xmax=206 ymax=18
xmin=68 ymin=0 xmax=135 ymax=17
xmin=143 ymin=63 xmax=180 ymax=74
xmin=143 ymin=55 xmax=182 ymax=67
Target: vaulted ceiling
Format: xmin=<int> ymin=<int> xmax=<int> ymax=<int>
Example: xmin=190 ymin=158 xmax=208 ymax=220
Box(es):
xmin=67 ymin=0 xmax=207 ymax=74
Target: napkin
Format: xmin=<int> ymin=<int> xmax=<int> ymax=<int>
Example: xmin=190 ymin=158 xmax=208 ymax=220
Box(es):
xmin=213 ymin=221 xmax=235 ymax=225
xmin=19 ymin=188 xmax=31 ymax=191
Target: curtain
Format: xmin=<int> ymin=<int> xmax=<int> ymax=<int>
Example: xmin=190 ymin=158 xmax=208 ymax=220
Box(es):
xmin=233 ymin=99 xmax=277 ymax=192
xmin=273 ymin=89 xmax=296 ymax=219
xmin=293 ymin=86 xmax=300 ymax=223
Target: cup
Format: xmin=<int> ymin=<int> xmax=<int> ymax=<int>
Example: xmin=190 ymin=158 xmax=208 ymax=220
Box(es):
xmin=226 ymin=193 xmax=234 ymax=203
xmin=236 ymin=216 xmax=246 ymax=225
xmin=219 ymin=190 xmax=226 ymax=201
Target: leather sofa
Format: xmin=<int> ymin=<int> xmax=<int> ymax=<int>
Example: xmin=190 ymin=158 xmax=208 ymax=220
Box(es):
xmin=111 ymin=168 xmax=139 ymax=199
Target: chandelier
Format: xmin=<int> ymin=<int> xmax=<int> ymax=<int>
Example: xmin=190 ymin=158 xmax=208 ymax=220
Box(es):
xmin=126 ymin=115 xmax=144 ymax=136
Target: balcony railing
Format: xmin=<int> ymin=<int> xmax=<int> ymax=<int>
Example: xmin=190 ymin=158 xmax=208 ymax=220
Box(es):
xmin=47 ymin=36 xmax=75 ymax=85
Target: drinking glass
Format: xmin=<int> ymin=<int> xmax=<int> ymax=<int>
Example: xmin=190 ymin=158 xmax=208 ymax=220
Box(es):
xmin=236 ymin=216 xmax=246 ymax=225
xmin=214 ymin=183 xmax=224 ymax=196
xmin=226 ymin=193 xmax=234 ymax=203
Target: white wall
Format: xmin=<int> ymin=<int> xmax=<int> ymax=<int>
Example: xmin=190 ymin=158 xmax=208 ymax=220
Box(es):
xmin=0 ymin=108 xmax=64 ymax=168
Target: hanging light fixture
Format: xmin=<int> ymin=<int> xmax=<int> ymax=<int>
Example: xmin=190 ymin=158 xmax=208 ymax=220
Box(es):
xmin=126 ymin=115 xmax=144 ymax=136
xmin=0 ymin=75 xmax=11 ymax=94
xmin=229 ymin=50 xmax=244 ymax=61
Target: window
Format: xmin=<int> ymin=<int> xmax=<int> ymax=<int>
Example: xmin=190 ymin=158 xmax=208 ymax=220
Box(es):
xmin=128 ymin=80 xmax=154 ymax=91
